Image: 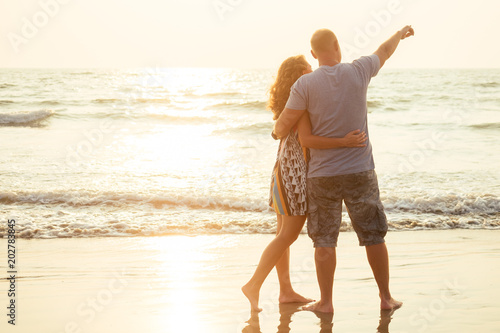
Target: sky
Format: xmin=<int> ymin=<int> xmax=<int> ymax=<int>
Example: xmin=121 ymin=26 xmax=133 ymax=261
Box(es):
xmin=1 ymin=0 xmax=499 ymax=69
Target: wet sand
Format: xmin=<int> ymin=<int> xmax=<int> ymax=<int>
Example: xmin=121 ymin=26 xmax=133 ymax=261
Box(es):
xmin=0 ymin=230 xmax=499 ymax=332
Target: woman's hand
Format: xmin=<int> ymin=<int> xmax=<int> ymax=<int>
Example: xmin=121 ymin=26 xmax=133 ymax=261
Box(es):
xmin=343 ymin=130 xmax=367 ymax=147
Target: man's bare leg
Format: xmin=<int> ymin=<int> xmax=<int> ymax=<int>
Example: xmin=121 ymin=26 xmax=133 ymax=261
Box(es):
xmin=242 ymin=215 xmax=306 ymax=312
xmin=274 ymin=215 xmax=313 ymax=304
xmin=302 ymin=247 xmax=336 ymax=313
xmin=365 ymin=242 xmax=402 ymax=310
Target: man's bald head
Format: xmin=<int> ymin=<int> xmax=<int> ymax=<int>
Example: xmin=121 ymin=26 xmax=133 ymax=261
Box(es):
xmin=310 ymin=29 xmax=339 ymax=56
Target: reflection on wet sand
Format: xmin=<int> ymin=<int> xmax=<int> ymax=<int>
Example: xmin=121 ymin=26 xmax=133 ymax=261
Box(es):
xmin=277 ymin=303 xmax=310 ymax=333
xmin=241 ymin=304 xmax=396 ymax=333
xmin=377 ymin=309 xmax=395 ymax=333
xmin=312 ymin=309 xmax=334 ymax=333
xmin=241 ymin=311 xmax=261 ymax=333
xmin=241 ymin=303 xmax=333 ymax=333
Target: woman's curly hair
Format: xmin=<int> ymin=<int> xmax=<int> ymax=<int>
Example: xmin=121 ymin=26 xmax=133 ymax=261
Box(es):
xmin=268 ymin=55 xmax=309 ymax=120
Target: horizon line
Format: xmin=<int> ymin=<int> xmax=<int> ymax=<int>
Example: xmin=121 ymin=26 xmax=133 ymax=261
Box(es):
xmin=1 ymin=66 xmax=500 ymax=70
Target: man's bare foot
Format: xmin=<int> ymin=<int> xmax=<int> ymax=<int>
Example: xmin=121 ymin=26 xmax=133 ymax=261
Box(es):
xmin=241 ymin=284 xmax=262 ymax=312
xmin=302 ymin=300 xmax=334 ymax=313
xmin=279 ymin=291 xmax=314 ymax=304
xmin=380 ymin=297 xmax=403 ymax=310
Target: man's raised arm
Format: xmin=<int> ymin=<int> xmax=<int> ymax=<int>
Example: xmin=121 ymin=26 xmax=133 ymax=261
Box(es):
xmin=273 ymin=107 xmax=306 ymax=139
xmin=374 ymin=25 xmax=414 ymax=68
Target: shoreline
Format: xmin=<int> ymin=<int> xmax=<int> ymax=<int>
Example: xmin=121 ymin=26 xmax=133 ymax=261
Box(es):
xmin=4 ymin=225 xmax=500 ymax=240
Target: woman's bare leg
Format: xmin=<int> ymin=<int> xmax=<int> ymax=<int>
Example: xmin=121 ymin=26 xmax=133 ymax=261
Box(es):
xmin=242 ymin=215 xmax=306 ymax=312
xmin=275 ymin=215 xmax=313 ymax=303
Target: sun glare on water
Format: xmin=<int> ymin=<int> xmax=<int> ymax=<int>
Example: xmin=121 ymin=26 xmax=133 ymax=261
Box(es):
xmin=109 ymin=68 xmax=249 ymax=186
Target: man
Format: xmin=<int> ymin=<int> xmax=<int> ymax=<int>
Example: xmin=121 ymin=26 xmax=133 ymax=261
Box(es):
xmin=273 ymin=26 xmax=414 ymax=313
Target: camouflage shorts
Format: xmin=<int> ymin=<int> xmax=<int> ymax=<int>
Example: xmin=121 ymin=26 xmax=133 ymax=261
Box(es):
xmin=307 ymin=170 xmax=388 ymax=247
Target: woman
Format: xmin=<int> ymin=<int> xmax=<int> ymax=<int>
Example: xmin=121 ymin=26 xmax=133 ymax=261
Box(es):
xmin=242 ymin=55 xmax=367 ymax=312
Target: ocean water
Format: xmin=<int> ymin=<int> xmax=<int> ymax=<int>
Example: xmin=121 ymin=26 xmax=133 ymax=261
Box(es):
xmin=0 ymin=67 xmax=499 ymax=238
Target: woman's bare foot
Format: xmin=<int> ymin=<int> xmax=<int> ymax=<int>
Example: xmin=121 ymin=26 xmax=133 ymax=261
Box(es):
xmin=302 ymin=300 xmax=334 ymax=313
xmin=380 ymin=297 xmax=403 ymax=310
xmin=241 ymin=283 xmax=262 ymax=312
xmin=279 ymin=291 xmax=314 ymax=304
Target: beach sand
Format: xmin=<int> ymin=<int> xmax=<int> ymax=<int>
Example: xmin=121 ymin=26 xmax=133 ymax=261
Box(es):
xmin=1 ymin=230 xmax=499 ymax=332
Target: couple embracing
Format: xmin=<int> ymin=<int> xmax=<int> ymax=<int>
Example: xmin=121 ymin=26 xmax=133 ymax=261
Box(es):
xmin=243 ymin=25 xmax=414 ymax=313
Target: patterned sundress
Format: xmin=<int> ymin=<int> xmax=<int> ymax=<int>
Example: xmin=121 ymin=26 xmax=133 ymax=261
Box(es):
xmin=269 ymin=126 xmax=308 ymax=216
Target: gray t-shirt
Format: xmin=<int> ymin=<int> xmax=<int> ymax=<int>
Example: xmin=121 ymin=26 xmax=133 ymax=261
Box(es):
xmin=285 ymin=54 xmax=380 ymax=177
